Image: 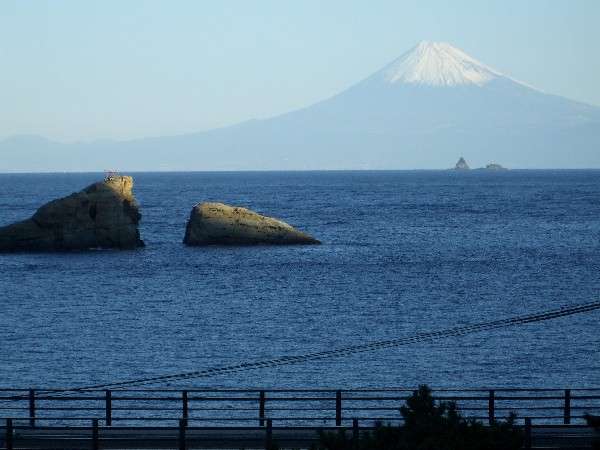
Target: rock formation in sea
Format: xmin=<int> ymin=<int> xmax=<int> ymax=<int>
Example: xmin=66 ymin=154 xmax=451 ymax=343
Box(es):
xmin=454 ymin=157 xmax=470 ymax=170
xmin=485 ymin=163 xmax=507 ymax=170
xmin=0 ymin=175 xmax=144 ymax=251
xmin=183 ymin=202 xmax=320 ymax=246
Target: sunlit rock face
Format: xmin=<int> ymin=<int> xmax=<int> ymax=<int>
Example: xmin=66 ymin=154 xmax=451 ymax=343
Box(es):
xmin=0 ymin=175 xmax=144 ymax=251
xmin=183 ymin=202 xmax=320 ymax=246
xmin=454 ymin=157 xmax=470 ymax=170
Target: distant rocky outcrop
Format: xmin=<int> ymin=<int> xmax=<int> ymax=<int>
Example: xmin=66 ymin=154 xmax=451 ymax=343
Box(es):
xmin=454 ymin=157 xmax=470 ymax=170
xmin=184 ymin=202 xmax=320 ymax=246
xmin=0 ymin=175 xmax=144 ymax=251
xmin=485 ymin=163 xmax=507 ymax=170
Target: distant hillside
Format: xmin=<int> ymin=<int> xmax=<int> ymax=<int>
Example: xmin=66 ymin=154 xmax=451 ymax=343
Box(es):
xmin=2 ymin=41 xmax=600 ymax=171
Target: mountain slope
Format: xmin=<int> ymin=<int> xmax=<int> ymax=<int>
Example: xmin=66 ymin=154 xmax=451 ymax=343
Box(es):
xmin=2 ymin=41 xmax=600 ymax=171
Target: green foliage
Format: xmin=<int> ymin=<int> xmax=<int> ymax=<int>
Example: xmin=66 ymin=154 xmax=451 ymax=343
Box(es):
xmin=313 ymin=385 xmax=523 ymax=450
xmin=585 ymin=414 xmax=600 ymax=450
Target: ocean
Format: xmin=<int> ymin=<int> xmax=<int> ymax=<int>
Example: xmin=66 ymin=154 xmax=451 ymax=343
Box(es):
xmin=1 ymin=170 xmax=599 ymax=390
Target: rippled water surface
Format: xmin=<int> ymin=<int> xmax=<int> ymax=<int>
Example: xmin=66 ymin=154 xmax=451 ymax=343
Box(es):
xmin=1 ymin=171 xmax=599 ymax=389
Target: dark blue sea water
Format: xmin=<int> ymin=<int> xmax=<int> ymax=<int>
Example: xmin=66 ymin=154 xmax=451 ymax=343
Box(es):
xmin=1 ymin=171 xmax=599 ymax=390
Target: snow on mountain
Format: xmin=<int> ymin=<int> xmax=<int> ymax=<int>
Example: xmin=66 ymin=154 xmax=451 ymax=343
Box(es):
xmin=378 ymin=41 xmax=502 ymax=87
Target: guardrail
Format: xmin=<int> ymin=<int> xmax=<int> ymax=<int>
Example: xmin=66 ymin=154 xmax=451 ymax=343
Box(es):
xmin=1 ymin=387 xmax=599 ymax=427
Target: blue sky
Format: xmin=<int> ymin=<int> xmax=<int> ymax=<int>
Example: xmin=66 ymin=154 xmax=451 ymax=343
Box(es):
xmin=1 ymin=0 xmax=598 ymax=141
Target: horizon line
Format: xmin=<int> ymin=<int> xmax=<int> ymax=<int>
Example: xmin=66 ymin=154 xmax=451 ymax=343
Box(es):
xmin=2 ymin=168 xmax=600 ymax=175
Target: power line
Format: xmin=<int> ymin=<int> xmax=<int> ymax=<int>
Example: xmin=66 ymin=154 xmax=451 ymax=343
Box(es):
xmin=42 ymin=300 xmax=600 ymax=394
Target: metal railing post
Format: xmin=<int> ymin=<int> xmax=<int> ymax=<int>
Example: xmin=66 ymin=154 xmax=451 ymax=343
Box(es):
xmin=488 ymin=390 xmax=495 ymax=425
xmin=352 ymin=418 xmax=359 ymax=449
xmin=336 ymin=390 xmax=342 ymax=426
xmin=265 ymin=419 xmax=272 ymax=450
xmin=29 ymin=389 xmax=36 ymax=428
xmin=524 ymin=417 xmax=532 ymax=450
xmin=105 ymin=390 xmax=112 ymax=426
xmin=563 ymin=389 xmax=571 ymax=425
xmin=182 ymin=391 xmax=189 ymax=427
xmin=92 ymin=418 xmax=99 ymax=450
xmin=5 ymin=418 xmax=13 ymax=450
xmin=178 ymin=418 xmax=186 ymax=450
xmin=259 ymin=391 xmax=266 ymax=427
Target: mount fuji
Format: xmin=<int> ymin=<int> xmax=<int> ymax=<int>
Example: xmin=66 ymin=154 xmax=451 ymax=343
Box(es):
xmin=2 ymin=41 xmax=600 ymax=171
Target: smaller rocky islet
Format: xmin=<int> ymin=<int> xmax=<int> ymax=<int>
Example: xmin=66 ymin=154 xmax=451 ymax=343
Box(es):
xmin=183 ymin=202 xmax=320 ymax=246
xmin=483 ymin=163 xmax=508 ymax=170
xmin=0 ymin=175 xmax=320 ymax=251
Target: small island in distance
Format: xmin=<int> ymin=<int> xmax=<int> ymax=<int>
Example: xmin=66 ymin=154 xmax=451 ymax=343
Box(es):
xmin=484 ymin=162 xmax=508 ymax=170
xmin=453 ymin=157 xmax=508 ymax=171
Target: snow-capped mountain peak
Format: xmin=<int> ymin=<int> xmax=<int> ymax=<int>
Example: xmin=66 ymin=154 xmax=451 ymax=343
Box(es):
xmin=380 ymin=41 xmax=502 ymax=87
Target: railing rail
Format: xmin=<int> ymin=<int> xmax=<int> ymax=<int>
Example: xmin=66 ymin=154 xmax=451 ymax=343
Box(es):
xmin=0 ymin=388 xmax=599 ymax=428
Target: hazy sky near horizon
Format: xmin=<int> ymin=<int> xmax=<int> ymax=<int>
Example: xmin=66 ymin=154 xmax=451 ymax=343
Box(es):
xmin=1 ymin=0 xmax=599 ymax=142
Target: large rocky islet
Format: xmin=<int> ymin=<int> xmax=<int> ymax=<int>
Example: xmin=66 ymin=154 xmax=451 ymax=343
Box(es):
xmin=0 ymin=175 xmax=144 ymax=251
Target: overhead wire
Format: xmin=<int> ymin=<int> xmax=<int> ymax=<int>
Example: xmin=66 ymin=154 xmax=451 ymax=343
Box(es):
xmin=33 ymin=299 xmax=600 ymax=396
